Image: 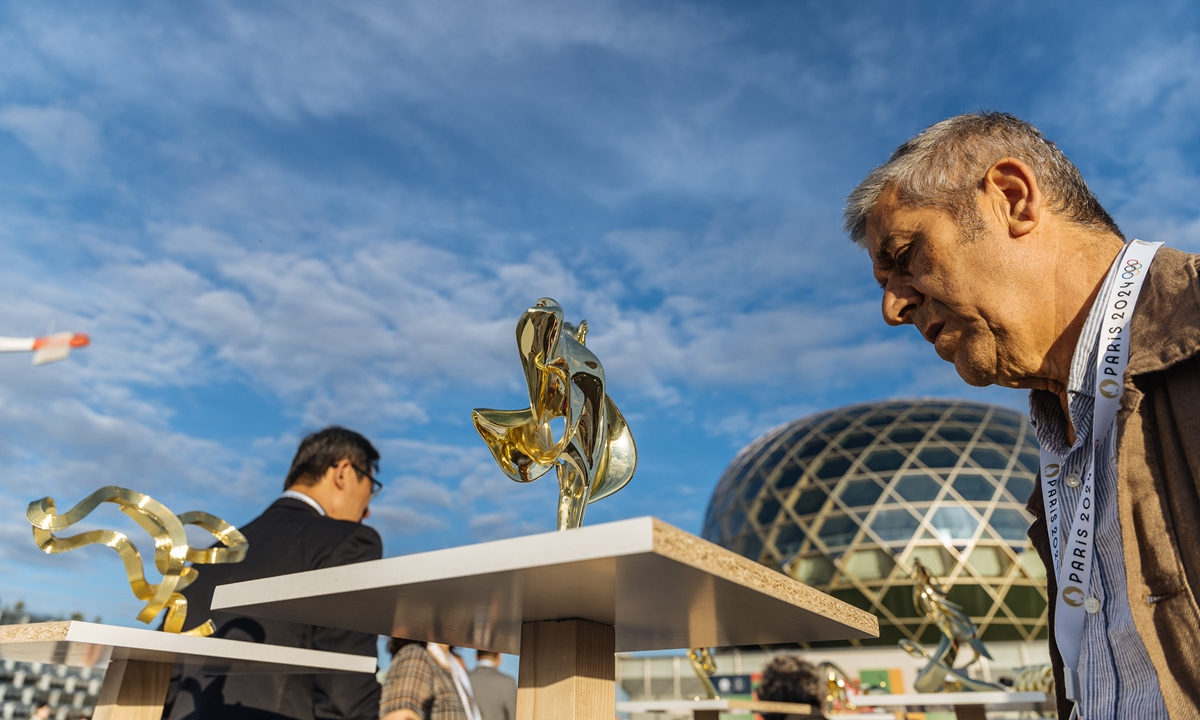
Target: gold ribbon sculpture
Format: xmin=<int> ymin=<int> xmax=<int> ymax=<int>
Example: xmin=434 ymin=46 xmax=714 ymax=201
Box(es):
xmin=687 ymin=648 xmax=719 ymax=700
xmin=27 ymin=486 xmax=248 ymax=636
xmin=473 ymin=298 xmax=637 ymax=530
xmin=899 ymin=558 xmax=1005 ymax=692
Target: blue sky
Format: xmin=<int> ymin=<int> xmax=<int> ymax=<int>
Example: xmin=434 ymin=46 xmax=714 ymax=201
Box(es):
xmin=2 ymin=0 xmax=1199 ymax=627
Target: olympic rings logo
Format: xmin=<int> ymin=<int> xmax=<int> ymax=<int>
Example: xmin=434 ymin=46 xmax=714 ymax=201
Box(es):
xmin=1121 ymin=259 xmax=1143 ymax=280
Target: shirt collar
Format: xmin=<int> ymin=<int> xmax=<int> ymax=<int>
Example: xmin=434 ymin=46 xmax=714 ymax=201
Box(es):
xmin=281 ymin=490 xmax=326 ymax=516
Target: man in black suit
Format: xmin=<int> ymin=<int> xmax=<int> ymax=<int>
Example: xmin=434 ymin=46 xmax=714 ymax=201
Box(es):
xmin=165 ymin=426 xmax=385 ymax=720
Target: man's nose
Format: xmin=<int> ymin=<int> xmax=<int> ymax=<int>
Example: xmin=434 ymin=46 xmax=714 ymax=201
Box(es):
xmin=882 ymin=279 xmax=921 ymax=326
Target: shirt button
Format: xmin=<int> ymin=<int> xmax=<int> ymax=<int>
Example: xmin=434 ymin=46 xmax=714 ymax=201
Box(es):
xmin=1085 ymin=597 xmax=1102 ymax=614
xmin=1065 ymin=472 xmax=1082 ymax=488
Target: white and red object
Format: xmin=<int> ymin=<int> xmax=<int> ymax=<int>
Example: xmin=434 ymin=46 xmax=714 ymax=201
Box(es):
xmin=0 ymin=332 xmax=90 ymax=365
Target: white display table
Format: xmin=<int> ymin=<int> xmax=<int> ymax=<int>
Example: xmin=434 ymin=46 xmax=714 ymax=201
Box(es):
xmin=213 ymin=517 xmax=879 ymax=720
xmin=851 ymin=691 xmax=1049 ymax=720
xmin=618 ymin=698 xmax=813 ymax=720
xmin=0 ymin=621 xmax=375 ymax=720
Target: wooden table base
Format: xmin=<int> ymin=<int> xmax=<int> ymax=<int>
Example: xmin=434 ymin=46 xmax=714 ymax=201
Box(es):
xmin=92 ymin=659 xmax=173 ymax=720
xmin=517 ymin=619 xmax=614 ymax=720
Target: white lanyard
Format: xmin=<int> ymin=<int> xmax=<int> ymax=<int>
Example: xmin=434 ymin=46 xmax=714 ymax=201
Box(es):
xmin=1039 ymin=239 xmax=1162 ymax=707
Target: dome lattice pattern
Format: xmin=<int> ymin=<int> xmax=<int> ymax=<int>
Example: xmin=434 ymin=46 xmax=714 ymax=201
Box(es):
xmin=701 ymin=399 xmax=1048 ymax=648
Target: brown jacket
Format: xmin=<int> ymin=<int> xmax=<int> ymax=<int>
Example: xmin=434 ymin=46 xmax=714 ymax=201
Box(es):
xmin=1026 ymin=246 xmax=1200 ymax=718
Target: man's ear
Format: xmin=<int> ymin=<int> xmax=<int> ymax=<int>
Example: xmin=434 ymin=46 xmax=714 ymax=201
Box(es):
xmin=982 ymin=157 xmax=1042 ymax=239
xmin=331 ymin=459 xmax=352 ymax=490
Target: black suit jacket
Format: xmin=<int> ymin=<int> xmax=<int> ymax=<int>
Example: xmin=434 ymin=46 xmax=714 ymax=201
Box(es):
xmin=165 ymin=497 xmax=383 ymax=720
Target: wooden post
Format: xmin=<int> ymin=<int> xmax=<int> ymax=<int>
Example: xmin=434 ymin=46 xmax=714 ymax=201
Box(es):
xmin=516 ymin=619 xmax=614 ymax=720
xmin=693 ymin=711 xmax=720 ymax=720
xmin=92 ymin=659 xmax=173 ymax=720
xmin=952 ymin=704 xmax=988 ymax=720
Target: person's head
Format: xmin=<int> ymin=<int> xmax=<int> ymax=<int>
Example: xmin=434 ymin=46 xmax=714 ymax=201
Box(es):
xmin=844 ymin=112 xmax=1126 ymax=390
xmin=284 ymin=426 xmax=381 ymax=522
xmin=33 ymin=704 xmax=51 ymax=719
xmin=757 ymin=655 xmax=822 ymax=719
xmin=477 ymin=650 xmax=500 ymax=666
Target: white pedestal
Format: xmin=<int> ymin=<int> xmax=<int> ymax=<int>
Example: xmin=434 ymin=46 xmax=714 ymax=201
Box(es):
xmin=213 ymin=517 xmax=879 ymax=719
xmin=0 ymin=621 xmax=374 ymax=720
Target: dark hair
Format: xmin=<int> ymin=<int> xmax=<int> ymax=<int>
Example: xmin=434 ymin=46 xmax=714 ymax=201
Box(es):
xmin=283 ymin=426 xmax=380 ymax=490
xmin=757 ymin=655 xmax=823 ymax=720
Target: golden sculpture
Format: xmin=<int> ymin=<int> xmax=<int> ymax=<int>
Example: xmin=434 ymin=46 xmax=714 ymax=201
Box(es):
xmin=818 ymin=662 xmax=857 ymax=712
xmin=27 ymin=486 xmax=248 ymax=636
xmin=473 ymin=298 xmax=637 ymax=530
xmin=687 ymin=648 xmax=719 ymax=699
xmin=1013 ymin=664 xmax=1055 ymax=693
xmin=899 ymin=558 xmax=1005 ymax=692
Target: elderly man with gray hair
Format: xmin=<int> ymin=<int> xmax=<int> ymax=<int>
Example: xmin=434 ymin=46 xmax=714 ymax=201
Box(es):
xmin=846 ymin=112 xmax=1200 ymax=719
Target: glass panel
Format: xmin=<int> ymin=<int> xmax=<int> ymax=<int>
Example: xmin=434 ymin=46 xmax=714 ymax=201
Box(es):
xmin=983 ymin=425 xmax=1017 ymax=445
xmin=864 ymin=448 xmax=906 ymax=473
xmin=909 ymin=546 xmax=952 ymax=576
xmin=887 ymin=425 xmax=926 ymax=444
xmin=845 ymin=549 xmax=895 ymax=581
xmin=930 ymin=506 xmax=979 ymax=540
xmin=795 ymin=438 xmax=827 ymax=459
xmin=1005 ymin=476 xmax=1035 ymax=503
xmin=968 ymin=546 xmax=1010 ymax=577
xmin=721 ymin=507 xmax=746 ymax=540
xmin=990 ymin=508 xmax=1032 ymax=541
xmin=793 ymin=486 xmax=829 ymax=516
xmin=907 ymin=409 xmax=942 ymax=422
xmin=1018 ymin=451 xmax=1041 ymax=474
xmin=863 ymin=412 xmax=897 ymax=427
xmin=840 ymin=479 xmax=885 ymax=507
xmin=734 ymin=532 xmax=763 ymax=560
xmin=918 ymin=445 xmax=960 ymax=471
xmin=946 ymin=584 xmax=994 ymax=616
xmin=773 ymin=462 xmax=805 ymax=493
xmin=814 ymin=454 xmax=852 ymax=480
xmin=756 ymin=496 xmax=781 ymax=525
xmin=741 ymin=472 xmax=766 ymax=502
xmin=1004 ymin=585 xmax=1048 ymax=618
xmin=822 ymin=418 xmax=851 ymax=434
xmin=937 ymin=425 xmax=974 ymax=443
xmin=951 ymin=408 xmax=986 ymax=423
xmin=895 ymin=472 xmax=942 ymax=502
xmin=970 ymin=447 xmax=1009 ymax=470
xmin=1018 ymin=550 xmax=1047 ymax=580
xmin=796 ymin=555 xmax=835 ymax=585
xmin=879 ymin=585 xmax=918 ymax=618
xmin=991 ymin=411 xmax=1022 ymax=428
xmin=775 ymin=523 xmax=807 ymax=557
xmin=839 ymin=431 xmax=875 ymax=450
xmin=871 ymin=508 xmax=922 ymax=542
xmin=817 ymin=514 xmax=860 ymax=548
xmin=953 ymin=472 xmax=996 ymax=501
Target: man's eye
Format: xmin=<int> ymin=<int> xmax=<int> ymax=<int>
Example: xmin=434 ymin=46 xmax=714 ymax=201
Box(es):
xmin=895 ymin=247 xmax=913 ymax=271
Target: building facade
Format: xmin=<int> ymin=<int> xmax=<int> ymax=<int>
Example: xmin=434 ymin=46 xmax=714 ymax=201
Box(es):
xmin=701 ymin=398 xmax=1048 ymax=648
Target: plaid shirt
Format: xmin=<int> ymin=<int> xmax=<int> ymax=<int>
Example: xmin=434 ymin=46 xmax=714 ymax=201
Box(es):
xmin=380 ymin=644 xmax=468 ymax=720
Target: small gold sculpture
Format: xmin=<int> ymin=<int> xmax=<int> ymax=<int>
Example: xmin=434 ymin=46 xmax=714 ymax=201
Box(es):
xmin=1013 ymin=664 xmax=1055 ymax=693
xmin=687 ymin=648 xmax=719 ymax=699
xmin=473 ymin=298 xmax=636 ymax=530
xmin=27 ymin=486 xmax=248 ymax=636
xmin=900 ymin=558 xmax=1004 ymax=692
xmin=818 ymin=662 xmax=857 ymax=712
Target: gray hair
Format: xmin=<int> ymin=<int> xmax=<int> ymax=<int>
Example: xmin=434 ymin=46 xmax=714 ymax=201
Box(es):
xmin=843 ymin=112 xmax=1122 ymax=247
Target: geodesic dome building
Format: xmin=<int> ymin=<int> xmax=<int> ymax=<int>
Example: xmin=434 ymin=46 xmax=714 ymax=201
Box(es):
xmin=701 ymin=399 xmax=1049 ymax=648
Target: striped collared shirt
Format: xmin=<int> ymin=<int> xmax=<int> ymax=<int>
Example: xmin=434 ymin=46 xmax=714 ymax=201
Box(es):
xmin=1028 ymin=254 xmax=1167 ymax=719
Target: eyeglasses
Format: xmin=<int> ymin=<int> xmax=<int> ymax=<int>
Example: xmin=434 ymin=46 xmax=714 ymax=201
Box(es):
xmin=352 ymin=464 xmax=384 ymax=498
